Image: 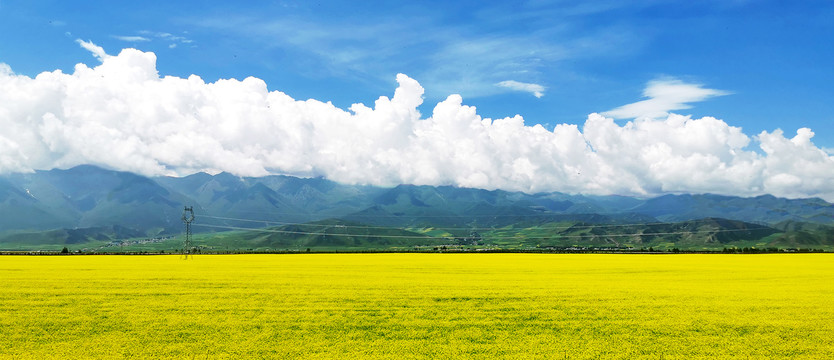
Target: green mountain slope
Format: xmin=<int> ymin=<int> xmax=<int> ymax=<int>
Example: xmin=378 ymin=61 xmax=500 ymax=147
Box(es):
xmin=2 ymin=166 xmax=193 ymax=235
xmin=0 ymin=225 xmax=145 ymax=250
xmin=217 ymin=219 xmax=439 ymax=250
xmin=632 ymin=194 xmax=834 ymax=224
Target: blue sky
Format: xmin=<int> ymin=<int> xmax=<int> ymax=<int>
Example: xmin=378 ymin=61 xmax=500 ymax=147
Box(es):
xmin=1 ymin=1 xmax=833 ymax=199
xmin=2 ymin=0 xmax=832 ymax=145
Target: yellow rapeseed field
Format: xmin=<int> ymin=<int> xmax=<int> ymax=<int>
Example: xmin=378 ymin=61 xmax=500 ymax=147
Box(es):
xmin=0 ymin=254 xmax=832 ymax=359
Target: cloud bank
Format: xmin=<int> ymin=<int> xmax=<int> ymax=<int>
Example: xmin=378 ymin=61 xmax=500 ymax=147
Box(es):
xmin=1 ymin=44 xmax=833 ymax=201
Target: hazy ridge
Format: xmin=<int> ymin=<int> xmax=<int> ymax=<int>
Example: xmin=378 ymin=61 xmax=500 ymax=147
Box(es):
xmin=1 ymin=165 xmax=832 ymax=250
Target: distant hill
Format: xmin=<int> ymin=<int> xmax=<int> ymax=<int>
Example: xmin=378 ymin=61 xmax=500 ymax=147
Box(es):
xmin=0 ymin=177 xmax=77 ymax=230
xmin=630 ymin=193 xmax=834 ymax=224
xmin=1 ymin=165 xmax=833 ymax=250
xmin=212 ymin=218 xmax=439 ymax=250
xmin=181 ymin=217 xmax=831 ymax=252
xmin=507 ymin=217 xmax=782 ymax=248
xmin=766 ymin=220 xmax=834 ymax=247
xmin=2 ymin=166 xmax=190 ymax=236
xmin=0 ymin=225 xmax=145 ymax=247
xmin=155 ymin=172 xmax=382 ymax=225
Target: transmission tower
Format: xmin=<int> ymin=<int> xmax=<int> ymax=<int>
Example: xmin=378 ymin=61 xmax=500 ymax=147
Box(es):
xmin=181 ymin=206 xmax=195 ymax=259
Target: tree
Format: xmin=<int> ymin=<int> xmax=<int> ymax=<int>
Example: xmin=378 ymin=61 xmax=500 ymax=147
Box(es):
xmin=61 ymin=247 xmax=69 ymax=254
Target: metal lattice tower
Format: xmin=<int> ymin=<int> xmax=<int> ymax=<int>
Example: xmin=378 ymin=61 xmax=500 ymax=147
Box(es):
xmin=181 ymin=206 xmax=195 ymax=259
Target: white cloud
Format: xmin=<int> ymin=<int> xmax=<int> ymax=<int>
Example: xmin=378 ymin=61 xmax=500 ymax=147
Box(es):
xmin=113 ymin=35 xmax=151 ymax=42
xmin=135 ymin=30 xmax=193 ymax=47
xmin=1 ymin=44 xmax=833 ymax=201
xmin=75 ymin=39 xmax=109 ymax=62
xmin=602 ymin=78 xmax=730 ymax=119
xmin=496 ymin=80 xmax=545 ymax=98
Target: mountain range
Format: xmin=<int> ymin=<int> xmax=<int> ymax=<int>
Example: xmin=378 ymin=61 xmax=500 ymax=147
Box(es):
xmin=1 ymin=165 xmax=832 ymax=250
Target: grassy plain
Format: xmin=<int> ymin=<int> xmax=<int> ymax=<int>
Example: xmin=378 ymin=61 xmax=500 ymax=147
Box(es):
xmin=0 ymin=254 xmax=832 ymax=359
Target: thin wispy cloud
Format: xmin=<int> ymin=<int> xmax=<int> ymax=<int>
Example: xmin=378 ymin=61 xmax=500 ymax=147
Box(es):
xmin=152 ymin=32 xmax=193 ymax=44
xmin=497 ymin=80 xmax=546 ymax=98
xmin=602 ymin=78 xmax=730 ymax=119
xmin=112 ymin=35 xmax=150 ymax=42
xmin=187 ymin=8 xmax=617 ymax=99
xmin=75 ymin=39 xmax=108 ymax=62
xmin=421 ymin=33 xmax=563 ymax=98
xmin=131 ymin=30 xmax=194 ymax=47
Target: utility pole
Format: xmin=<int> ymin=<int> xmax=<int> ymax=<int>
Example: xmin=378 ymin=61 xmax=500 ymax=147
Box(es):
xmin=182 ymin=206 xmax=195 ymax=259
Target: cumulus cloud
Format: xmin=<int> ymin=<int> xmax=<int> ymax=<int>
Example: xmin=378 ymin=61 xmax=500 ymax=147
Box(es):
xmin=602 ymin=78 xmax=730 ymax=119
xmin=496 ymin=80 xmax=546 ymax=98
xmin=1 ymin=43 xmax=833 ymax=201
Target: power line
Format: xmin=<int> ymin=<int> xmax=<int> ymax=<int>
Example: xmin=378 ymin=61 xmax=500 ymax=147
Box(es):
xmin=199 ymin=201 xmax=738 ymax=219
xmin=193 ymin=223 xmax=430 ymax=239
xmin=198 ymin=213 xmax=773 ymax=232
xmin=201 ymin=214 xmax=454 ymax=231
xmin=193 ymin=222 xmax=772 ymax=241
xmin=204 ymin=208 xmax=651 ymax=219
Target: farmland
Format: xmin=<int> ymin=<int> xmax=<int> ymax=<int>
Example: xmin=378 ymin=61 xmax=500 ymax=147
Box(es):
xmin=1 ymin=254 xmax=832 ymax=359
